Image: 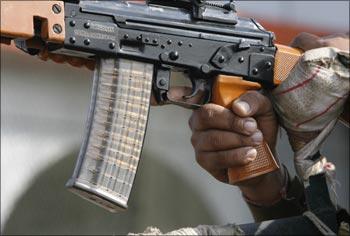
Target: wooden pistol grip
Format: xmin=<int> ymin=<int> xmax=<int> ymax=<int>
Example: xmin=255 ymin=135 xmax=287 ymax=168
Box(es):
xmin=211 ymin=45 xmax=301 ymax=184
xmin=212 ymin=75 xmax=279 ymax=184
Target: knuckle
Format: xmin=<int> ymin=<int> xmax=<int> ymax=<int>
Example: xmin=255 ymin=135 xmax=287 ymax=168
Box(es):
xmin=190 ymin=134 xmax=196 ymax=148
xmin=299 ymin=32 xmax=314 ymax=41
xmin=297 ymin=32 xmax=309 ymax=41
xmin=261 ymin=98 xmax=273 ymax=114
xmin=190 ymin=110 xmax=201 ymax=130
xmin=220 ymin=150 xmax=231 ymax=163
xmin=208 ymin=132 xmax=222 ymax=149
xmin=260 ymin=96 xmax=272 ymax=109
xmin=240 ymin=91 xmax=258 ymax=105
xmin=194 ymin=152 xmax=201 ymax=164
xmin=218 ymin=150 xmax=235 ymax=167
xmin=242 ymin=136 xmax=253 ymax=146
xmin=247 ymin=91 xmax=272 ymax=115
xmin=236 ymin=134 xmax=246 ymax=147
xmin=199 ymin=104 xmax=215 ymax=123
xmin=318 ymin=39 xmax=329 ymax=48
xmin=195 ymin=152 xmax=209 ymax=169
xmin=231 ymin=116 xmax=245 ymax=131
xmin=224 ymin=149 xmax=248 ymax=167
xmin=245 ymin=90 xmax=261 ymax=103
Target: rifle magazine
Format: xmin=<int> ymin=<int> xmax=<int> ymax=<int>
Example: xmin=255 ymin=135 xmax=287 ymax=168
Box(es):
xmin=66 ymin=58 xmax=153 ymax=212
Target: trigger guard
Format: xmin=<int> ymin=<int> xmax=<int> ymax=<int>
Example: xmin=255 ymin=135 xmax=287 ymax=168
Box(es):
xmin=161 ymin=72 xmax=212 ymax=109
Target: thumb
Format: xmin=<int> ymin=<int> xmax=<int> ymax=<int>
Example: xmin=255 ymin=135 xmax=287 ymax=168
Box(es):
xmin=232 ymin=91 xmax=273 ymax=118
xmin=232 ymin=91 xmax=278 ymax=151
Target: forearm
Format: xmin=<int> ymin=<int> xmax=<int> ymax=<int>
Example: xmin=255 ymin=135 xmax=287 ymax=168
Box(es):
xmin=239 ymin=167 xmax=285 ymax=207
xmin=240 ymin=166 xmax=306 ymax=222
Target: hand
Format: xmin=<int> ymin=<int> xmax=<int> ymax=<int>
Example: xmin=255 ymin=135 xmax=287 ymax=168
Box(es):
xmin=290 ymin=32 xmax=349 ymax=52
xmin=189 ymin=91 xmax=284 ymax=205
xmin=288 ymin=32 xmax=350 ymax=151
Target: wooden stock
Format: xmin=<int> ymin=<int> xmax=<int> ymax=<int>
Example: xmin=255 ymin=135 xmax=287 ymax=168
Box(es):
xmin=0 ymin=1 xmax=65 ymax=44
xmin=212 ymin=44 xmax=302 ymax=184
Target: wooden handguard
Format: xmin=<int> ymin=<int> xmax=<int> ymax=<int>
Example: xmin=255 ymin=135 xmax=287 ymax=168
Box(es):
xmin=212 ymin=44 xmax=302 ymax=184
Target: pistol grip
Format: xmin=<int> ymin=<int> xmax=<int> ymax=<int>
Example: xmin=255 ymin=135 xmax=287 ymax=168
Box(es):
xmin=212 ymin=75 xmax=279 ymax=184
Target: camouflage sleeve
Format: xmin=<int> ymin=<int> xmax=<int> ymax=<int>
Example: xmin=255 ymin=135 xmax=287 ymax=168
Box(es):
xmin=245 ymin=167 xmax=307 ymax=222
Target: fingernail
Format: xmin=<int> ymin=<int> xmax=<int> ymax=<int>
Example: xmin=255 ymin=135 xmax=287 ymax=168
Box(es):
xmin=244 ymin=120 xmax=257 ymax=133
xmin=246 ymin=148 xmax=257 ymax=161
xmin=251 ymin=131 xmax=263 ymax=144
xmin=234 ymin=100 xmax=250 ymax=115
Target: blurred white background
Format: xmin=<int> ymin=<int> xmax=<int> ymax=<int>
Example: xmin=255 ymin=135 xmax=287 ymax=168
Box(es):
xmin=1 ymin=1 xmax=349 ymax=234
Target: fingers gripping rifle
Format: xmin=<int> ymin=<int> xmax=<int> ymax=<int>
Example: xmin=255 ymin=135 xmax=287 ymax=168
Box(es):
xmin=1 ymin=0 xmax=302 ymax=212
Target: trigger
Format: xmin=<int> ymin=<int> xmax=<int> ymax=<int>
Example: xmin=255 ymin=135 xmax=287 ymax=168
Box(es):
xmin=183 ymin=78 xmax=202 ymax=99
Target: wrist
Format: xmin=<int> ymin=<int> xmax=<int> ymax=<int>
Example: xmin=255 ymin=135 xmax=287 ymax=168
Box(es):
xmin=239 ymin=165 xmax=287 ymax=207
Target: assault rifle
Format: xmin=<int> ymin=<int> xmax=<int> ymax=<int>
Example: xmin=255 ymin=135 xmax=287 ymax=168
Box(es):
xmin=1 ymin=0 xmax=302 ymax=212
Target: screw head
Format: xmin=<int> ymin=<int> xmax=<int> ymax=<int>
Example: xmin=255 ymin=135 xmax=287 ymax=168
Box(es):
xmin=109 ymin=42 xmax=116 ymax=49
xmin=201 ymin=64 xmax=210 ymax=74
xmin=218 ymin=55 xmax=225 ymax=63
xmin=252 ymin=68 xmax=259 ymax=75
xmin=159 ymin=79 xmax=166 ymax=87
xmin=167 ymin=40 xmax=172 ymax=45
xmin=136 ymin=35 xmax=142 ymax=41
xmin=84 ymin=22 xmax=90 ymax=29
xmin=145 ymin=38 xmax=149 ymax=43
xmin=265 ymin=61 xmax=272 ymax=69
xmin=52 ymin=4 xmax=61 ymax=14
xmin=227 ymin=2 xmax=236 ymax=11
xmin=153 ymin=39 xmax=158 ymax=44
xmin=260 ymin=47 xmax=265 ymax=52
xmin=123 ymin=34 xmax=129 ymax=39
xmin=53 ymin=24 xmax=62 ymax=34
xmin=84 ymin=39 xmax=90 ymax=45
xmin=69 ymin=20 xmax=76 ymax=27
xmin=69 ymin=37 xmax=76 ymax=44
xmin=178 ymin=41 xmax=183 ymax=46
xmin=238 ymin=57 xmax=244 ymax=63
xmin=169 ymin=51 xmax=179 ymax=60
xmin=159 ymin=53 xmax=168 ymax=61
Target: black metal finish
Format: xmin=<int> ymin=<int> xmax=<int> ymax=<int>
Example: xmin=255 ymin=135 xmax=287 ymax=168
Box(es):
xmin=153 ymin=66 xmax=171 ymax=104
xmin=20 ymin=0 xmax=277 ymax=108
xmin=240 ymin=173 xmax=338 ymax=235
xmin=305 ymin=174 xmax=338 ymax=233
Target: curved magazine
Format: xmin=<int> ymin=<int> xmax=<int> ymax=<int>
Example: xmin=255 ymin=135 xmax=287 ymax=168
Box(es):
xmin=66 ymin=58 xmax=153 ymax=212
